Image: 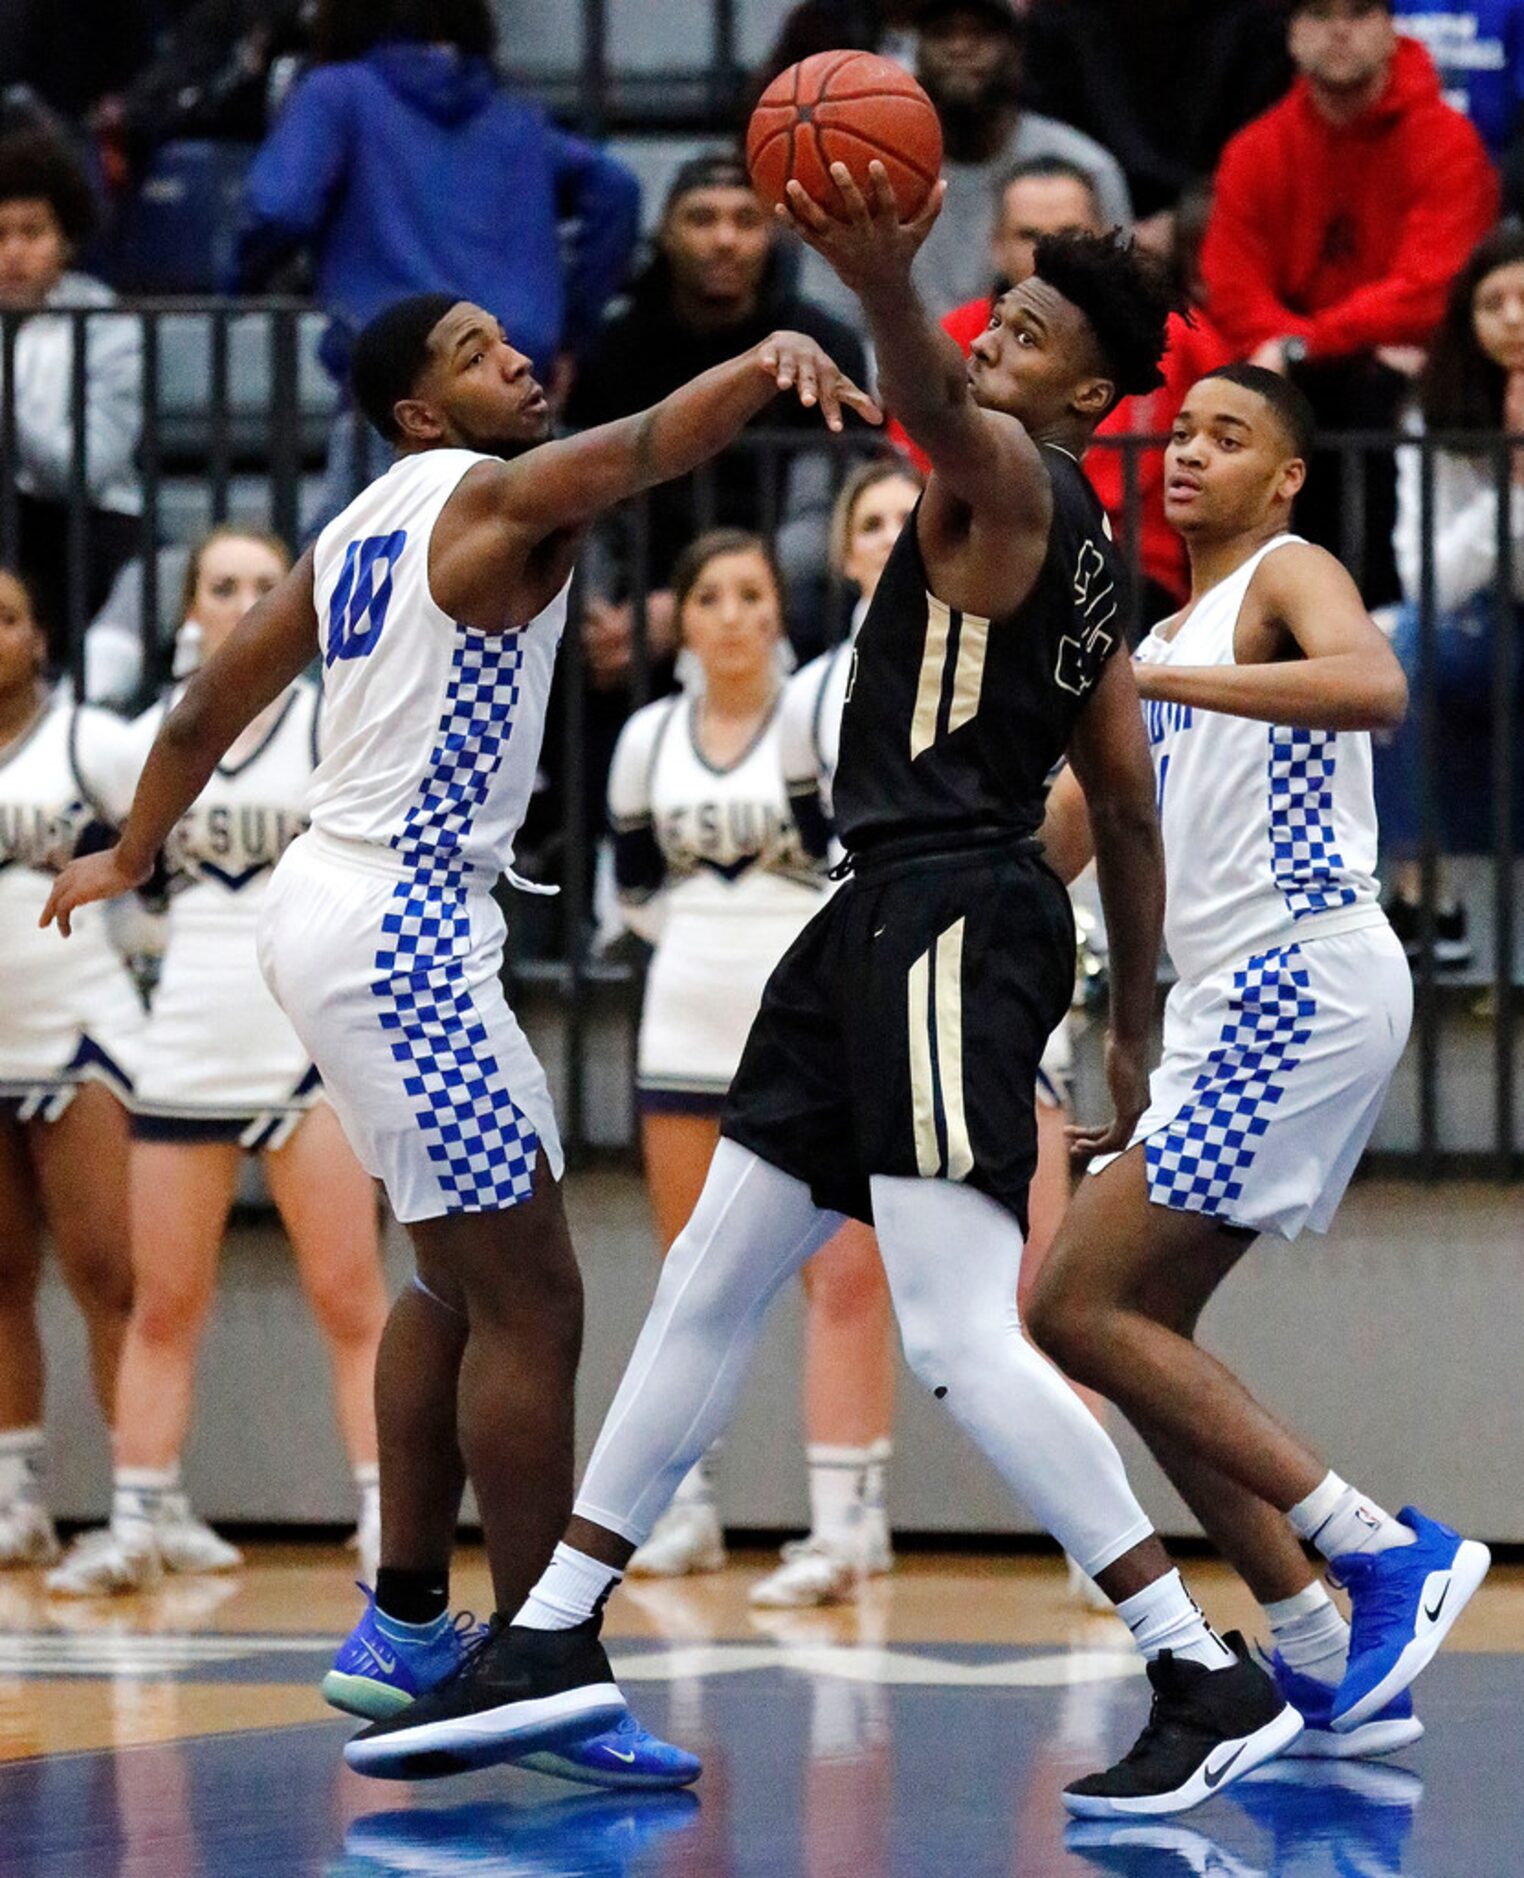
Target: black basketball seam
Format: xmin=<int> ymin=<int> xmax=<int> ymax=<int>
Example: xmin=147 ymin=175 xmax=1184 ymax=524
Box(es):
xmin=816 ymin=122 xmax=941 ymax=190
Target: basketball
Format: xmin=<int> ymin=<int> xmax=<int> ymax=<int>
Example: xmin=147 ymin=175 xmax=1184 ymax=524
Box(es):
xmin=746 ymin=50 xmax=943 ymax=222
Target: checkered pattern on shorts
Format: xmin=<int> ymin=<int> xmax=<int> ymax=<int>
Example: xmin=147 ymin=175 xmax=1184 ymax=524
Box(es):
xmin=1144 ymin=945 xmax=1316 ymax=1219
xmin=1267 ymin=726 xmax=1358 ymax=920
xmin=391 ymin=632 xmax=524 ymax=871
xmin=371 ymin=631 xmax=539 ymax=1212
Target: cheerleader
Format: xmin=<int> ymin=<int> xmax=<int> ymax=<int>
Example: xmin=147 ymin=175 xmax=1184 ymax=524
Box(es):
xmin=0 ymin=564 xmax=140 ymax=1567
xmin=608 ymin=527 xmax=845 ymax=1578
xmin=49 ymin=529 xmax=388 ymax=1595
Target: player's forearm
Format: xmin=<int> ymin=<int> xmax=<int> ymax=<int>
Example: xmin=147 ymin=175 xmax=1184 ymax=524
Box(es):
xmin=113 ymin=700 xmax=227 ymax=877
xmin=1038 ymin=769 xmax=1095 ymax=887
xmin=858 ymin=275 xmax=977 ymax=453
xmin=626 ymin=349 xmax=781 ymax=495
xmin=1138 ymin=657 xmax=1407 ymax=731
xmin=1089 ymin=796 xmax=1164 ymax=1046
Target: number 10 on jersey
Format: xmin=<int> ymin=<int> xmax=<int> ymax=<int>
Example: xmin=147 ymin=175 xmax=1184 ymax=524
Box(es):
xmin=326 ymin=531 xmax=408 ymax=666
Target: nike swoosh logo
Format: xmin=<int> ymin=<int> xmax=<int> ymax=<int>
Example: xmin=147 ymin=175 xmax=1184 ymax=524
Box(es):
xmin=1203 ymin=1744 xmax=1245 ymax=1789
xmin=361 ymin=1644 xmax=397 ymax=1674
xmin=1423 ymin=1582 xmax=1449 ymax=1623
xmin=602 ymin=1746 xmax=638 ymax=1763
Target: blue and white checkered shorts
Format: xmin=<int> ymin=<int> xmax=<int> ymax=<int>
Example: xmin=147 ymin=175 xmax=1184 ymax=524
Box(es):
xmin=257 ymin=830 xmax=564 ymax=1224
xmin=1091 ymin=920 xmax=1410 ymax=1241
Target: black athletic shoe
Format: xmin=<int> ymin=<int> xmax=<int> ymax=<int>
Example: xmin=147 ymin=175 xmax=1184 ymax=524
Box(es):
xmin=343 ymin=1615 xmax=627 ymax=1780
xmin=1063 ymin=1632 xmax=1303 ymax=1819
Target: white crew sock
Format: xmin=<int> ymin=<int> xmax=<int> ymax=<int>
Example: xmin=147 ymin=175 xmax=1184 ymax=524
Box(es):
xmin=1288 ymin=1472 xmax=1415 ymax=1561
xmin=1116 ymin=1570 xmax=1237 ymax=1670
xmin=807 ymin=1444 xmax=870 ymax=1550
xmin=514 ymin=1542 xmax=623 ymax=1631
xmin=1265 ymin=1581 xmax=1350 ymax=1688
xmin=354 ymin=1462 xmax=380 ymax=1523
xmin=669 ymin=1447 xmax=718 ymax=1513
xmin=0 ymin=1428 xmax=45 ymax=1508
xmin=112 ymin=1464 xmax=180 ymax=1550
xmin=864 ymin=1438 xmax=891 ymax=1523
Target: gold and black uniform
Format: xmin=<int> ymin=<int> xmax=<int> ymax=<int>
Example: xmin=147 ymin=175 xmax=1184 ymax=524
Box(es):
xmin=722 ymin=447 xmax=1126 ymax=1231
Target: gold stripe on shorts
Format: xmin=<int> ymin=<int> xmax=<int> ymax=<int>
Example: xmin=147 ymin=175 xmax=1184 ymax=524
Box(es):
xmin=907 ymin=917 xmax=973 ymax=1181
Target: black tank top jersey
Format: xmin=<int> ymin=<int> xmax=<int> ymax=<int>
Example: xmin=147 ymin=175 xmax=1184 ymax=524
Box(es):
xmin=832 ymin=447 xmax=1128 ymax=851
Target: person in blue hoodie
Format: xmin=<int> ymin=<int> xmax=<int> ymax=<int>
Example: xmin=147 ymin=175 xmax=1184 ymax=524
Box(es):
xmin=233 ymin=0 xmax=641 ymax=530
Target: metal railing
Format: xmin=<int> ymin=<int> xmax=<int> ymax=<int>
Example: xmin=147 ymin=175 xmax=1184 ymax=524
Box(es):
xmin=1 ymin=301 xmax=1516 ymax=1172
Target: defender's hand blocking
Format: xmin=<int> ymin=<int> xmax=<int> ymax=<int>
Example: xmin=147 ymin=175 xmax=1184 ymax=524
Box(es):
xmin=781 ymin=161 xmax=945 ymax=297
xmin=41 ymin=846 xmax=149 ymax=939
xmin=756 ymin=329 xmax=882 ymax=431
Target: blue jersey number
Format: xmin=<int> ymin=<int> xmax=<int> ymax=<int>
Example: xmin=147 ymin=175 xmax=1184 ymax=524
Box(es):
xmin=326 ymin=530 xmax=407 ymax=666
xmin=1156 ymin=751 xmax=1171 ymax=818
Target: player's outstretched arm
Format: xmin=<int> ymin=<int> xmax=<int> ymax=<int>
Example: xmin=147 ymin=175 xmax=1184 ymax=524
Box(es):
xmin=782 ymin=162 xmax=1047 ymax=525
xmin=42 ymin=553 xmax=319 ymax=936
xmin=432 ymin=332 xmax=881 ymax=628
xmin=1061 ymin=651 xmax=1164 ymax=1164
xmin=1135 ymin=543 xmax=1408 ymax=730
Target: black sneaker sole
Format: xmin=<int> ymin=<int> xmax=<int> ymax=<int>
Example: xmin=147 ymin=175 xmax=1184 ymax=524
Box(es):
xmin=343 ymin=1684 xmax=627 ymax=1780
xmin=1062 ymin=1702 xmax=1304 ymax=1819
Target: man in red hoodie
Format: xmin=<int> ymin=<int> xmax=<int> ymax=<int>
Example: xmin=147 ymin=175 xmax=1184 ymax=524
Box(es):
xmin=1202 ymin=0 xmax=1498 ymax=603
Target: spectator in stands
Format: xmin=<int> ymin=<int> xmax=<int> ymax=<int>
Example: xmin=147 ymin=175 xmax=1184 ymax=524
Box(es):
xmin=1392 ymin=2 xmax=1524 ymax=166
xmin=905 ymin=0 xmax=1130 ymax=319
xmin=0 ymin=2 xmax=157 ymax=127
xmin=1020 ymin=0 xmax=1292 ymax=253
xmin=749 ymin=0 xmax=921 ymax=102
xmin=1201 ymin=0 xmax=1498 ymax=607
xmin=1087 ymin=184 xmax=1231 ymax=624
xmin=562 ymin=151 xmax=869 ymax=853
xmin=1376 ymin=224 xmax=1524 ymax=967
xmin=0 ymin=130 xmax=142 ymax=669
xmin=233 ymin=0 xmax=641 ymax=529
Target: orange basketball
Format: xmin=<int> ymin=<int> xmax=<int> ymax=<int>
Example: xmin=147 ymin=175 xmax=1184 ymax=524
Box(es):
xmin=746 ymin=50 xmax=943 ymax=222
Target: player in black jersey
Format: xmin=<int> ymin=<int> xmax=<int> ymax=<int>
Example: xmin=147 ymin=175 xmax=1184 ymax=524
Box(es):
xmin=342 ymin=169 xmax=1301 ymax=1818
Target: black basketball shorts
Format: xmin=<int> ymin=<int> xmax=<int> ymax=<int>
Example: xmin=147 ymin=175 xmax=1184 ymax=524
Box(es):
xmin=722 ymin=840 xmax=1075 ymax=1234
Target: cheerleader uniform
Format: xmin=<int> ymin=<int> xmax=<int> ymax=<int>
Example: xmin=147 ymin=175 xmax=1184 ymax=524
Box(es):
xmin=609 ymin=691 xmax=829 ymax=1113
xmin=0 ymin=691 xmax=145 ymax=1121
xmin=131 ymin=678 xmax=324 ymax=1149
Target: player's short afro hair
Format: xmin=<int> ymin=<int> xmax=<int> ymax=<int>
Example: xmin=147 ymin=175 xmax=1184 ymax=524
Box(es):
xmin=1031 ymin=230 xmax=1182 ymax=410
xmin=350 ymin=293 xmax=460 ymax=443
xmin=1199 ymin=362 xmax=1317 ymax=461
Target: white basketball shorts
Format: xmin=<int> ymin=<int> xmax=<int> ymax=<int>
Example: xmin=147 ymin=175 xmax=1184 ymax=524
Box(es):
xmin=257 ymin=830 xmax=563 ymax=1224
xmin=1095 ymin=922 xmax=1411 ymax=1240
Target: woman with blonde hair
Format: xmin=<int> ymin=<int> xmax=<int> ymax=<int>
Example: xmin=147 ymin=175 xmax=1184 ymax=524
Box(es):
xmin=50 ymin=527 xmax=389 ymax=1595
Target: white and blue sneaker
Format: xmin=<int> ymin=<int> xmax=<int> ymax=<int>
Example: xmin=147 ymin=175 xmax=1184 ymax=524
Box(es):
xmin=1268 ymin=1653 xmax=1423 ymax=1760
xmin=515 ymin=1709 xmax=702 ymax=1789
xmin=1329 ymin=1508 xmax=1490 ymax=1731
xmin=322 ymin=1584 xmax=484 ymax=1721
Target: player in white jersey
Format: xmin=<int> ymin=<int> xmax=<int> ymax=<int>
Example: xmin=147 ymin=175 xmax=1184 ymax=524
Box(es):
xmin=0 ymin=564 xmax=139 ymax=1567
xmin=1031 ymin=364 xmax=1491 ymax=1752
xmin=49 ymin=529 xmax=388 ymax=1597
xmin=45 ymin=291 xmax=878 ymax=1781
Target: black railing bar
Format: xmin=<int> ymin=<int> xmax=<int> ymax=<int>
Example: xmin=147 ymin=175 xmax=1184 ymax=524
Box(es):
xmin=139 ymin=313 xmax=161 ymax=708
xmin=67 ymin=309 xmax=90 ymax=696
xmin=1416 ymin=431 xmax=1441 ymax=1173
xmin=209 ymin=309 xmax=231 ymax=525
xmin=270 ymin=309 xmax=301 ymax=550
xmin=1489 ymin=438 xmax=1516 ymax=1172
xmin=580 ymin=0 xmax=609 ymax=142
xmin=561 ymin=561 xmax=590 ymax=1152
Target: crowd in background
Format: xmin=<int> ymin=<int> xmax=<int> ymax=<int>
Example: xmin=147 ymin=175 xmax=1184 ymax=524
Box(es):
xmin=0 ymin=0 xmax=1522 ymax=1584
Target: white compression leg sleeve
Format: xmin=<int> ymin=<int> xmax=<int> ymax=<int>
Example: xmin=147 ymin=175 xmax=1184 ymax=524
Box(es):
xmin=870 ymin=1175 xmax=1154 ymax=1579
xmin=575 ymin=1139 xmax=841 ymax=1546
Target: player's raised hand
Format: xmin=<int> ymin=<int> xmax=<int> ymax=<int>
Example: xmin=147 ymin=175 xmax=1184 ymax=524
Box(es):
xmin=756 ymin=330 xmax=883 ymax=432
xmin=780 ymin=161 xmax=946 ymax=296
xmin=40 ymin=846 xmax=149 ymax=939
xmin=1066 ymin=1034 xmax=1150 ymax=1168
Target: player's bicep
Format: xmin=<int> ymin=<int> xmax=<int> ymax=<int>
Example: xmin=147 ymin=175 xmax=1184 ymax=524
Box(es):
xmin=917 ymin=406 xmax=1050 ymax=529
xmin=1260 ymin=545 xmax=1394 ymax=660
xmin=1066 ymin=650 xmax=1156 ymax=817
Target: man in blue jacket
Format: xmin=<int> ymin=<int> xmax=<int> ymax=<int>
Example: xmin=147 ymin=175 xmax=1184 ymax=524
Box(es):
xmin=234 ymin=0 xmax=640 ymax=527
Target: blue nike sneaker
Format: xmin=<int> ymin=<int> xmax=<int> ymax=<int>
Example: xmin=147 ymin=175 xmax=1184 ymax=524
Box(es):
xmin=1329 ymin=1508 xmax=1490 ymax=1731
xmin=1268 ymin=1653 xmax=1423 ymax=1760
xmin=513 ymin=1709 xmax=702 ymax=1789
xmin=322 ymin=1584 xmax=484 ymax=1721
xmin=343 ymin=1790 xmax=701 ymax=1876
xmin=1232 ymin=1758 xmax=1422 ymax=1877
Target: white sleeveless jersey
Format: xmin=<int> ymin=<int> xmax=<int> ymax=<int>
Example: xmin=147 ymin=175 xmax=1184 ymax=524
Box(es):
xmin=309 ymin=449 xmax=569 ymax=881
xmin=1136 ymin=535 xmax=1383 ymax=984
xmin=148 ymin=676 xmax=319 ymax=937
xmin=0 ymin=690 xmax=144 ymax=1090
xmin=609 ymin=693 xmax=824 ymax=927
